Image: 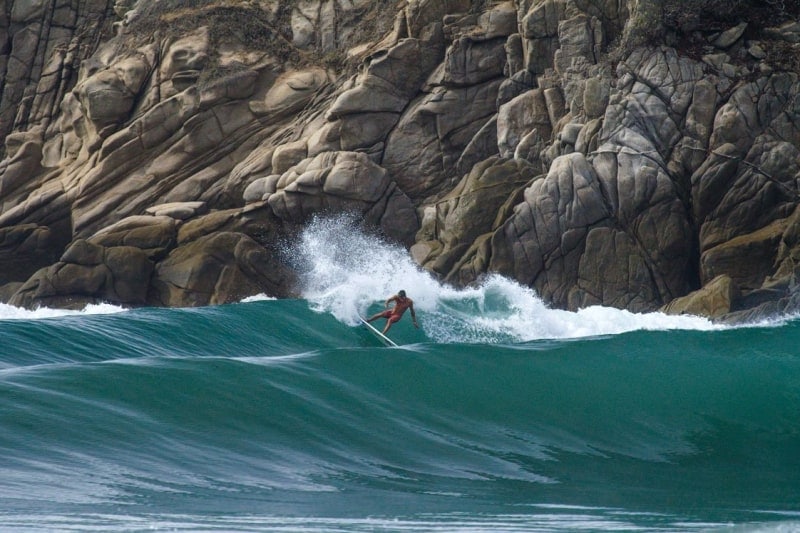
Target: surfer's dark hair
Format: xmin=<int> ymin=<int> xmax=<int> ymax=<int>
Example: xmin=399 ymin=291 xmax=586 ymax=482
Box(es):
xmin=398 ymin=290 xmax=406 ymax=297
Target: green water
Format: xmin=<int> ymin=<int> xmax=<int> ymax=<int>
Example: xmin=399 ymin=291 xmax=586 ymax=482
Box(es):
xmin=1 ymin=217 xmax=798 ymax=531
xmin=0 ymin=299 xmax=798 ymax=531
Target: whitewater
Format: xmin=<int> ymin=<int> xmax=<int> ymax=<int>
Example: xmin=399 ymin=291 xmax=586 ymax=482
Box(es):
xmin=1 ymin=216 xmax=798 ymax=532
xmin=294 ymin=215 xmax=726 ymax=342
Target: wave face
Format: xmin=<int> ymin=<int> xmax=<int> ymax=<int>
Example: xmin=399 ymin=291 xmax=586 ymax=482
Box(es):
xmin=1 ymin=218 xmax=799 ymax=532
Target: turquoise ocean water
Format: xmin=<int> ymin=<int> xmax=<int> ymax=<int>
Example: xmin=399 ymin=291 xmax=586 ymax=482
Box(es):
xmin=1 ymin=217 xmax=799 ymax=532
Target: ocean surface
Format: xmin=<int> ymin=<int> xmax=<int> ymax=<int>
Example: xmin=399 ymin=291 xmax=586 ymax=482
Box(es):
xmin=2 ymin=217 xmax=799 ymax=532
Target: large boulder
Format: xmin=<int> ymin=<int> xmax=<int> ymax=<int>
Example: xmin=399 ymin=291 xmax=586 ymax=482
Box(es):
xmin=0 ymin=223 xmax=67 ymax=285
xmin=9 ymin=239 xmax=154 ymax=309
xmin=383 ymin=78 xmax=503 ymax=201
xmin=497 ymin=89 xmax=553 ymax=158
xmin=249 ymin=68 xmax=330 ymax=118
xmin=693 ymin=74 xmax=800 ymax=261
xmin=151 ymin=231 xmax=294 ymax=307
xmin=266 ymin=151 xmax=418 ymax=245
xmin=662 ymin=275 xmax=738 ymax=319
xmin=88 ymin=215 xmax=180 ymax=260
xmin=414 ymin=156 xmax=537 ymax=282
xmin=701 ymin=218 xmax=788 ymax=291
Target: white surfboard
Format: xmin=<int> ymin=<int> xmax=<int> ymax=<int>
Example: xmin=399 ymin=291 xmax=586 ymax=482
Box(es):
xmin=359 ymin=316 xmax=398 ymax=347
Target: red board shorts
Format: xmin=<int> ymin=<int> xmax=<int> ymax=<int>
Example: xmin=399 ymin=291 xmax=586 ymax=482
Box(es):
xmin=379 ymin=309 xmax=402 ymax=324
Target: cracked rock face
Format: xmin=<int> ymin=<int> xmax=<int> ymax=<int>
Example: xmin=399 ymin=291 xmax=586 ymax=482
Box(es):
xmin=2 ymin=0 xmax=800 ymax=321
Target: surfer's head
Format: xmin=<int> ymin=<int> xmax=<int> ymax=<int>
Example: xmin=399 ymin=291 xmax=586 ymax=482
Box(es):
xmin=398 ymin=290 xmax=406 ymax=298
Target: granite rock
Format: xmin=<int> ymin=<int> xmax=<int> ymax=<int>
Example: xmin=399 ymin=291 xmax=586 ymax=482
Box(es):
xmin=1 ymin=0 xmax=800 ymax=321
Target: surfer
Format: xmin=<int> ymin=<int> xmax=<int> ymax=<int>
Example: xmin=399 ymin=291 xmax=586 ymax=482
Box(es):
xmin=367 ymin=290 xmax=419 ymax=334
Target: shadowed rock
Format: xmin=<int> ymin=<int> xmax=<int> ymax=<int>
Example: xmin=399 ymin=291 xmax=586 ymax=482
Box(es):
xmin=662 ymin=275 xmax=738 ymax=318
xmin=1 ymin=0 xmax=800 ymax=321
xmin=151 ymin=231 xmax=294 ymax=307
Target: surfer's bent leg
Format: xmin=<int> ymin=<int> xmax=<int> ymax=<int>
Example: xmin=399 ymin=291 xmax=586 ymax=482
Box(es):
xmin=382 ymin=314 xmax=401 ymax=334
xmin=368 ymin=310 xmax=392 ymax=323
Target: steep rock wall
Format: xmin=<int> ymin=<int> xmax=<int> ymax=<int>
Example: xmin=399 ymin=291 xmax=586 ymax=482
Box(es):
xmin=1 ymin=0 xmax=800 ymax=320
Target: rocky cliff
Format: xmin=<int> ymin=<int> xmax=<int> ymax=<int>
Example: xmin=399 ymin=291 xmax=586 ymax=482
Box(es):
xmin=2 ymin=0 xmax=800 ymax=320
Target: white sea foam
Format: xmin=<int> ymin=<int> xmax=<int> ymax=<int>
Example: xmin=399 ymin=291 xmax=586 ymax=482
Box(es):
xmin=294 ymin=215 xmax=723 ymax=342
xmin=241 ymin=293 xmax=277 ymax=303
xmin=0 ymin=302 xmax=126 ymax=321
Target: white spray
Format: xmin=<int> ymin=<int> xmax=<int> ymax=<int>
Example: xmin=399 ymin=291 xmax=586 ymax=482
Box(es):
xmin=293 ymin=215 xmax=725 ymax=343
xmin=0 ymin=302 xmax=125 ymax=321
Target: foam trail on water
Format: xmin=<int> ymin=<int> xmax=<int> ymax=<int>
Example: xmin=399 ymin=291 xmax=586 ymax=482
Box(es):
xmin=422 ymin=275 xmax=725 ymax=343
xmin=0 ymin=302 xmax=126 ymax=321
xmin=294 ymin=215 xmax=723 ymax=342
xmin=241 ymin=294 xmax=276 ymax=303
